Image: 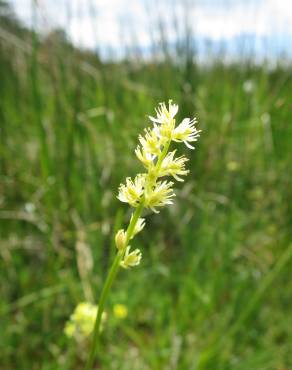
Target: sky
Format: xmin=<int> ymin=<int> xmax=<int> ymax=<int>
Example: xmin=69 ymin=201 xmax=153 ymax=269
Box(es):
xmin=8 ymin=0 xmax=292 ymax=59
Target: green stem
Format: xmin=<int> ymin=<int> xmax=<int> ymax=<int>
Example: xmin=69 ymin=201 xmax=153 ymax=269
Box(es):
xmin=85 ymin=139 xmax=171 ymax=369
xmin=84 ymin=252 xmax=121 ymax=370
xmin=156 ymin=139 xmax=171 ymax=170
xmin=85 ymin=203 xmax=144 ymax=370
xmin=125 ymin=201 xmax=144 ymax=244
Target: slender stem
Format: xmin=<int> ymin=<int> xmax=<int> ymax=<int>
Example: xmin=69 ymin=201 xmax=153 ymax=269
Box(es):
xmin=84 ymin=203 xmax=144 ymax=370
xmin=85 ymin=138 xmax=171 ymax=369
xmin=84 ymin=253 xmax=121 ymax=370
xmin=125 ymin=201 xmax=144 ymax=245
xmin=156 ymin=139 xmax=171 ymax=170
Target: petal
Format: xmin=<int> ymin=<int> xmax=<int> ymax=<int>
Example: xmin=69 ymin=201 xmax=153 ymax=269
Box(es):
xmin=149 ymin=115 xmax=162 ymax=124
xmin=184 ymin=141 xmax=195 ymax=149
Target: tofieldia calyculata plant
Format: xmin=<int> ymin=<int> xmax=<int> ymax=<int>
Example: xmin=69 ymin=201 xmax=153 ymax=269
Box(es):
xmin=85 ymin=101 xmax=200 ymax=369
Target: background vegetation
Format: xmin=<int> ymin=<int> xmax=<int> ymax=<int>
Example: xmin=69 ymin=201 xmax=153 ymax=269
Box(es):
xmin=0 ymin=1 xmax=291 ymax=369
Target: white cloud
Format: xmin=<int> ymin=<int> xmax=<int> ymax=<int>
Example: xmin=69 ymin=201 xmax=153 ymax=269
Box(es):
xmin=9 ymin=0 xmax=292 ymax=51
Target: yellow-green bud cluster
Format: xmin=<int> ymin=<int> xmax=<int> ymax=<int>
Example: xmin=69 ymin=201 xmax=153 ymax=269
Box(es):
xmin=116 ymin=100 xmax=200 ymax=269
xmin=64 ymin=302 xmax=106 ymax=340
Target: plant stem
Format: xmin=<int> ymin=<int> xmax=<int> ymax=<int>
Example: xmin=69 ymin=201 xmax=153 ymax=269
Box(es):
xmin=156 ymin=139 xmax=171 ymax=170
xmin=85 ymin=203 xmax=144 ymax=370
xmin=85 ymin=139 xmax=171 ymax=369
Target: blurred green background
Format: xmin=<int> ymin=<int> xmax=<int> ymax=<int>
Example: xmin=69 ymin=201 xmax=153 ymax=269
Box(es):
xmin=0 ymin=1 xmax=292 ymax=369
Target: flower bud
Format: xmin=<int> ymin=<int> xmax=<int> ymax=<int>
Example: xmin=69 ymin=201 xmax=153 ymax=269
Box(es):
xmin=115 ymin=229 xmax=126 ymax=250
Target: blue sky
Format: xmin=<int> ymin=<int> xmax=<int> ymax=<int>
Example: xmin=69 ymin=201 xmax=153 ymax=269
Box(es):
xmin=8 ymin=0 xmax=292 ymax=59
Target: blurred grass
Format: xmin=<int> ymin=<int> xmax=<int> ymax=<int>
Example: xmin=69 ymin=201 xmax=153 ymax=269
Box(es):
xmin=1 ymin=4 xmax=292 ymax=369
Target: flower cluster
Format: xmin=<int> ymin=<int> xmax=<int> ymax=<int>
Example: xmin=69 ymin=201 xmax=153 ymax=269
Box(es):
xmin=64 ymin=302 xmax=106 ymax=340
xmin=116 ymin=100 xmax=200 ymax=269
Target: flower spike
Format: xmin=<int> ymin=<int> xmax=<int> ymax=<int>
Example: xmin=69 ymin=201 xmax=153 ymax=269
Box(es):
xmin=117 ymin=100 xmax=200 ymax=264
xmin=83 ymin=101 xmax=200 ymax=369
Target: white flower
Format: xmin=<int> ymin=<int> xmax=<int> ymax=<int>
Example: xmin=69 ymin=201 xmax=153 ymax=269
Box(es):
xmin=173 ymin=118 xmax=200 ymax=149
xmin=131 ymin=216 xmax=146 ymax=238
xmin=149 ymin=100 xmax=178 ymax=125
xmin=149 ymin=100 xmax=178 ymax=141
xmin=117 ymin=174 xmax=145 ymax=207
xmin=120 ymin=247 xmax=142 ymax=269
xmin=135 ymin=145 xmax=155 ymax=168
xmin=160 ymin=151 xmax=189 ymax=181
xmin=138 ymin=128 xmax=161 ymax=156
xmin=145 ymin=180 xmax=175 ymax=213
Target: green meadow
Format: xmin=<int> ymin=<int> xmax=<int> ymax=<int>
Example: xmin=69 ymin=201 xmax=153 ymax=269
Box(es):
xmin=0 ymin=3 xmax=292 ymax=369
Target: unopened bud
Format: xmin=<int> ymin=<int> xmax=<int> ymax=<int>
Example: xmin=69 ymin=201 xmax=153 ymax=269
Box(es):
xmin=115 ymin=229 xmax=126 ymax=250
